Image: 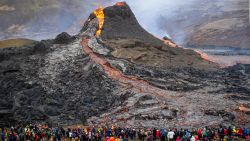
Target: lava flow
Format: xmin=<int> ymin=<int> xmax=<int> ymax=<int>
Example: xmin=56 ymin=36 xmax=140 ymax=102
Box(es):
xmin=239 ymin=105 xmax=250 ymax=112
xmin=93 ymin=7 xmax=104 ymax=36
xmin=81 ymin=3 xmax=211 ymax=98
xmin=80 ymin=39 xmax=170 ymax=99
xmin=164 ymin=40 xmax=177 ymax=48
xmin=194 ymin=49 xmax=211 ymax=62
xmin=116 ymin=2 xmax=126 ymax=7
xmin=83 ymin=4 xmax=170 ymax=97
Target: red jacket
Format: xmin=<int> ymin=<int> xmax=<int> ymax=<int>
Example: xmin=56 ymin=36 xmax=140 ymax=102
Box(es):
xmin=238 ymin=128 xmax=243 ymax=135
xmin=35 ymin=134 xmax=39 ymax=141
xmin=198 ymin=129 xmax=202 ymax=136
xmin=41 ymin=132 xmax=46 ymax=138
xmin=224 ymin=129 xmax=228 ymax=135
xmin=246 ymin=135 xmax=250 ymax=140
xmin=156 ymin=130 xmax=161 ymax=138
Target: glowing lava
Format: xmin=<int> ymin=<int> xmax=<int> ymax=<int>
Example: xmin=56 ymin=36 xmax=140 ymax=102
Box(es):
xmin=163 ymin=39 xmax=177 ymax=48
xmin=93 ymin=7 xmax=104 ymax=36
xmin=194 ymin=49 xmax=211 ymax=62
xmin=116 ymin=2 xmax=126 ymax=7
xmin=86 ymin=4 xmax=167 ymax=95
xmin=239 ymin=105 xmax=250 ymax=112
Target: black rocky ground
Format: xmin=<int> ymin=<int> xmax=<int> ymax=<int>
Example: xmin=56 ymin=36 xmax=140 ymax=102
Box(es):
xmin=0 ymin=2 xmax=249 ymax=127
xmin=0 ymin=37 xmax=121 ymax=127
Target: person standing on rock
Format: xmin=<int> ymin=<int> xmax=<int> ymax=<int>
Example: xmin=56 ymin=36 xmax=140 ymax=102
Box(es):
xmin=128 ymin=128 xmax=135 ymax=141
xmin=146 ymin=132 xmax=153 ymax=141
xmin=140 ymin=129 xmax=146 ymax=141
xmin=218 ymin=126 xmax=224 ymax=141
xmin=175 ymin=136 xmax=181 ymax=141
xmin=88 ymin=129 xmax=92 ymax=141
xmin=18 ymin=129 xmax=25 ymax=141
xmin=69 ymin=129 xmax=72 ymax=140
xmin=227 ymin=126 xmax=233 ymax=140
xmin=1 ymin=128 xmax=5 ymax=141
xmin=26 ymin=128 xmax=31 ymax=141
xmin=156 ymin=129 xmax=161 ymax=140
xmin=153 ymin=128 xmax=156 ymax=140
xmin=243 ymin=127 xmax=249 ymax=139
xmin=190 ymin=135 xmax=195 ymax=141
xmin=197 ymin=128 xmax=202 ymax=140
xmin=160 ymin=128 xmax=167 ymax=141
xmin=167 ymin=129 xmax=174 ymax=141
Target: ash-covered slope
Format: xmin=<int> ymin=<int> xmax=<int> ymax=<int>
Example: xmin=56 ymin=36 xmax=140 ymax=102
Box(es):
xmin=0 ymin=2 xmax=249 ymax=127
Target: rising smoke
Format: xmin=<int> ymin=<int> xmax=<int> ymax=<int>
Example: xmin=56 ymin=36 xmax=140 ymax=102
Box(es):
xmin=0 ymin=0 xmax=197 ymax=41
xmin=0 ymin=0 xmax=248 ymax=46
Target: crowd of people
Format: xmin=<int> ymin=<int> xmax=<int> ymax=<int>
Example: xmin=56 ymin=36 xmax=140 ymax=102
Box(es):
xmin=1 ymin=124 xmax=250 ymax=141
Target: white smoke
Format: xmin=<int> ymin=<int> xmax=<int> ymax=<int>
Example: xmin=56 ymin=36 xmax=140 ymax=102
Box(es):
xmin=109 ymin=0 xmax=196 ymax=39
xmin=1 ymin=0 xmax=247 ymax=45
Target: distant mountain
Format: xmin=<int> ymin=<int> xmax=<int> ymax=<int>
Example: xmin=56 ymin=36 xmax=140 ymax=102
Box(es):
xmin=159 ymin=0 xmax=250 ymax=49
xmin=0 ymin=0 xmax=95 ymax=40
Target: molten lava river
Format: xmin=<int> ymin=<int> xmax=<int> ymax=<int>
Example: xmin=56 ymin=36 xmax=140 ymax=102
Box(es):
xmin=93 ymin=7 xmax=104 ymax=36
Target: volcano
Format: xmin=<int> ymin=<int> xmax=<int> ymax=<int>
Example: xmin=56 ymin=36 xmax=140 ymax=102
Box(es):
xmin=81 ymin=2 xmax=216 ymax=69
xmin=0 ymin=2 xmax=249 ymax=127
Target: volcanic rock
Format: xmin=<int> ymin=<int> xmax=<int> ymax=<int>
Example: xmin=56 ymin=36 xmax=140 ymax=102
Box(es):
xmin=204 ymin=110 xmax=235 ymax=122
xmin=88 ymin=37 xmax=110 ymax=55
xmin=33 ymin=40 xmax=52 ymax=53
xmin=54 ymin=32 xmax=74 ymax=44
xmin=0 ymin=40 xmax=121 ymax=127
xmin=0 ymin=2 xmax=249 ymax=128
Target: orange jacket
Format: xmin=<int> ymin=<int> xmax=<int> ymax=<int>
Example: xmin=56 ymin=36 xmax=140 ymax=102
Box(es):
xmin=109 ymin=137 xmax=115 ymax=141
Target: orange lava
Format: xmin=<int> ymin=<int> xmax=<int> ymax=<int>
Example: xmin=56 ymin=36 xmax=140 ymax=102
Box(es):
xmin=93 ymin=7 xmax=104 ymax=36
xmin=194 ymin=49 xmax=211 ymax=62
xmin=239 ymin=105 xmax=250 ymax=112
xmin=115 ymin=2 xmax=126 ymax=7
xmin=163 ymin=40 xmax=177 ymax=48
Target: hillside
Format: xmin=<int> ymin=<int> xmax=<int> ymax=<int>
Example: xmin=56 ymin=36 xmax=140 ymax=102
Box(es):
xmin=160 ymin=0 xmax=250 ymax=49
xmin=0 ymin=0 xmax=94 ymax=40
xmin=0 ymin=38 xmax=36 ymax=48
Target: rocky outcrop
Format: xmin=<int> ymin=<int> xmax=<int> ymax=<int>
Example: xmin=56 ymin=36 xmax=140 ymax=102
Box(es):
xmin=0 ymin=39 xmax=121 ymax=127
xmin=54 ymin=32 xmax=75 ymax=44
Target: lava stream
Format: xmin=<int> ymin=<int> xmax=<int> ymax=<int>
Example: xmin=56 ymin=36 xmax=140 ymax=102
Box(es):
xmin=116 ymin=2 xmax=126 ymax=7
xmin=93 ymin=7 xmax=104 ymax=36
xmin=80 ymin=39 xmax=170 ymax=99
xmin=83 ymin=2 xmax=173 ymax=101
